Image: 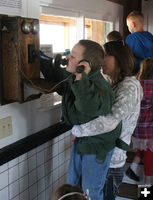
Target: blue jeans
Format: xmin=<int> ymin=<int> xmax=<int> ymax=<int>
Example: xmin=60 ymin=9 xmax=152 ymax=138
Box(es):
xmin=67 ymin=140 xmax=114 ymax=200
xmin=104 ymin=167 xmax=124 ymax=200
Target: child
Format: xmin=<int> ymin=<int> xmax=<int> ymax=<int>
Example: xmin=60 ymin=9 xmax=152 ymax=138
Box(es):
xmin=72 ymin=40 xmax=143 ymax=200
xmin=125 ymin=10 xmax=153 ymax=74
xmin=40 ymin=39 xmax=122 ymax=200
xmin=51 ymin=184 xmax=90 ymax=200
xmin=106 ymin=30 xmax=122 ymax=42
xmin=126 ymin=58 xmax=153 ymax=185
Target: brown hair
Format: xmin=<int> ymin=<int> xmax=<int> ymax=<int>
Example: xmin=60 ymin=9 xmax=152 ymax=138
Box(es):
xmin=51 ymin=184 xmax=87 ymax=200
xmin=79 ymin=39 xmax=104 ymax=71
xmin=107 ymin=31 xmax=122 ymax=42
xmin=104 ymin=40 xmax=134 ymax=85
xmin=137 ymin=58 xmax=153 ymax=80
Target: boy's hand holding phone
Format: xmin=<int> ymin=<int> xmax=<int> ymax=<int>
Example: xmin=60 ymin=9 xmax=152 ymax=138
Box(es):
xmin=75 ymin=61 xmax=91 ymax=80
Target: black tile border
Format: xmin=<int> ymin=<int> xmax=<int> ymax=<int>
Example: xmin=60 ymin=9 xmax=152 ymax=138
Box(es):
xmin=0 ymin=122 xmax=72 ymax=166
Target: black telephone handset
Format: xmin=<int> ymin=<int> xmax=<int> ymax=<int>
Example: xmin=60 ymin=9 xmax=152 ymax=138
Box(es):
xmin=76 ymin=59 xmax=90 ymax=73
xmin=76 ymin=65 xmax=85 ymax=73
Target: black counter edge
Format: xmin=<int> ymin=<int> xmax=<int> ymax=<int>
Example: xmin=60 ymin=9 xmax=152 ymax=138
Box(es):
xmin=0 ymin=122 xmax=72 ymax=166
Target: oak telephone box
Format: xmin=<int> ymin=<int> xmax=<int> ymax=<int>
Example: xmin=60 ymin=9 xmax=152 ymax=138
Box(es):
xmin=0 ymin=15 xmax=56 ymax=105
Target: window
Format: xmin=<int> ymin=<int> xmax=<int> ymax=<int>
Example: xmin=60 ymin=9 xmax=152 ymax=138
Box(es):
xmin=39 ymin=14 xmax=78 ymax=108
xmin=40 ymin=14 xmax=113 ymax=53
xmin=85 ymin=18 xmax=113 ymax=45
xmin=40 ymin=14 xmax=77 ymax=53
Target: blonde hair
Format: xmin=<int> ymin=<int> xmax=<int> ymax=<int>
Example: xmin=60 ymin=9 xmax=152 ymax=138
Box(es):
xmin=51 ymin=184 xmax=89 ymax=200
xmin=137 ymin=58 xmax=153 ymax=80
xmin=126 ymin=10 xmax=144 ymax=27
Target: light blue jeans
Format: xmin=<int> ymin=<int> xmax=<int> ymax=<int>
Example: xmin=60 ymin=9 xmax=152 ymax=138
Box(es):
xmin=67 ymin=140 xmax=114 ymax=200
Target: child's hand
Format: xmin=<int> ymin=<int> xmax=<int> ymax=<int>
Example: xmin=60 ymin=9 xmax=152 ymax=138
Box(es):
xmin=75 ymin=73 xmax=82 ymax=81
xmin=75 ymin=61 xmax=91 ymax=80
xmin=70 ymin=133 xmax=76 ymax=142
xmin=78 ymin=61 xmax=91 ymax=74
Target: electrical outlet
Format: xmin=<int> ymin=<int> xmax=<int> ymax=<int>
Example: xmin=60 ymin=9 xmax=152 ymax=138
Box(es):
xmin=0 ymin=116 xmax=13 ymax=139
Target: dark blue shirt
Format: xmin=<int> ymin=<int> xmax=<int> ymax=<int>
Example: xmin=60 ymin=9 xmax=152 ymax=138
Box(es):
xmin=126 ymin=31 xmax=153 ymax=73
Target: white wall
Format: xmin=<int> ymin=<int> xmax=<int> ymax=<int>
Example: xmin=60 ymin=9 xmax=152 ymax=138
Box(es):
xmin=142 ymin=0 xmax=153 ymax=33
xmin=45 ymin=0 xmax=122 ymax=21
xmin=41 ymin=0 xmax=123 ymax=33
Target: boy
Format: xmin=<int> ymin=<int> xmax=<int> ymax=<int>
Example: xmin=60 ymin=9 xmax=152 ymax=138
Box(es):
xmin=40 ymin=39 xmax=122 ymax=200
xmin=126 ymin=10 xmax=153 ymax=74
xmin=107 ymin=30 xmax=122 ymax=42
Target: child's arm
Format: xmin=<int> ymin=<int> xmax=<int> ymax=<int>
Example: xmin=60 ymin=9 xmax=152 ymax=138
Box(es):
xmin=40 ymin=56 xmax=71 ymax=95
xmin=72 ymin=78 xmax=143 ymax=137
xmin=40 ymin=56 xmax=70 ymax=83
xmin=69 ymin=71 xmax=115 ymax=118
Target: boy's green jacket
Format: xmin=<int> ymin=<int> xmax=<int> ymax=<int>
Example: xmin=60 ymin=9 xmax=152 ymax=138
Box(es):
xmin=40 ymin=61 xmax=123 ymax=160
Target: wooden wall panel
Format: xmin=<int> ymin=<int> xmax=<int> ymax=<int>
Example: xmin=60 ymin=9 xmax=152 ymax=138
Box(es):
xmin=106 ymin=0 xmax=124 ymax=5
xmin=92 ymin=21 xmax=105 ymax=45
xmin=1 ymin=16 xmax=40 ymax=104
xmin=1 ymin=17 xmax=22 ymax=102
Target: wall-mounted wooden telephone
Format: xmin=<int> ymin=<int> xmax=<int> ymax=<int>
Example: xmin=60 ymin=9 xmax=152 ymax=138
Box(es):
xmin=0 ymin=15 xmax=59 ymax=105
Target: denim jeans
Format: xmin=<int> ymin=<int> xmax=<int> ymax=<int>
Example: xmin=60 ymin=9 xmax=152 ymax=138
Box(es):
xmin=104 ymin=167 xmax=124 ymax=200
xmin=67 ymin=140 xmax=114 ymax=200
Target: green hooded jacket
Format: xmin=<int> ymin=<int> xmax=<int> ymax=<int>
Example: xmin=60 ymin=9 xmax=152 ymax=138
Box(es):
xmin=40 ymin=61 xmax=122 ymax=160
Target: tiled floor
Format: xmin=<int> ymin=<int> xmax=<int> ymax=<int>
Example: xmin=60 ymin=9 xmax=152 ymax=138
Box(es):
xmin=116 ymin=197 xmax=133 ymax=200
xmin=117 ymin=162 xmax=153 ymax=199
xmin=123 ymin=162 xmax=146 ymax=185
xmin=116 ymin=162 xmax=145 ymax=200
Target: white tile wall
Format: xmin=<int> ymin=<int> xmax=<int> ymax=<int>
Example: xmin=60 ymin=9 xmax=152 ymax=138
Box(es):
xmin=28 ymin=155 xmax=37 ymax=172
xmin=37 ymin=164 xmax=45 ymax=180
xmin=19 ymin=175 xmax=28 ymax=193
xmin=19 ymin=160 xmax=28 ymax=178
xmin=0 ymin=130 xmax=72 ymax=200
xmin=19 ymin=154 xmax=27 ymax=164
xmin=9 ymin=180 xmax=19 ymax=199
xmin=0 ymin=170 xmax=8 ymax=189
xmin=29 ymin=169 xmax=37 ymax=186
xmin=0 ymin=163 xmax=8 ymax=173
xmin=29 ymin=183 xmax=37 ymax=200
xmin=37 ymin=177 xmax=45 ymax=194
xmin=19 ymin=189 xmax=29 ymax=200
xmin=9 ymin=165 xmax=19 ymax=184
xmin=0 ymin=186 xmax=9 ymax=200
xmin=38 ymin=191 xmax=45 ymax=200
xmin=9 ymin=158 xmax=19 ymax=168
xmin=37 ymin=151 xmax=45 ymax=166
xmin=12 ymin=195 xmax=19 ymax=200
